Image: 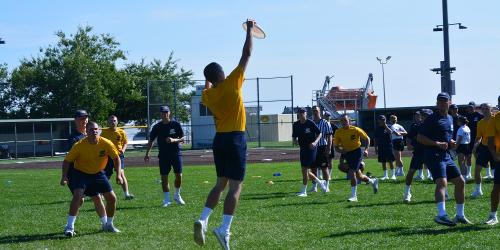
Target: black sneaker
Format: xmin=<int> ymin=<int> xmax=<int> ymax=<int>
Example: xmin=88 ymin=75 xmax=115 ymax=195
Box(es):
xmin=434 ymin=215 xmax=457 ymax=227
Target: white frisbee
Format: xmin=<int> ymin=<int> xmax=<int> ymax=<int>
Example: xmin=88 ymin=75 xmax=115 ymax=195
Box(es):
xmin=242 ymin=21 xmax=266 ymax=39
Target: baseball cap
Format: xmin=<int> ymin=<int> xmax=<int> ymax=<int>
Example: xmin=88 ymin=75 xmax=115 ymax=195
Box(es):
xmin=421 ymin=109 xmax=433 ymax=116
xmin=437 ymin=92 xmax=450 ymax=101
xmin=414 ymin=110 xmax=421 ymax=115
xmin=160 ymin=106 xmax=170 ymax=112
xmin=323 ymin=111 xmax=332 ymax=117
xmin=449 ymin=104 xmax=458 ymax=109
xmin=376 ymin=115 xmax=386 ymax=120
xmin=468 ymin=101 xmax=476 ymax=108
xmin=74 ymin=110 xmax=88 ymax=118
xmin=297 ymin=107 xmax=306 ymax=113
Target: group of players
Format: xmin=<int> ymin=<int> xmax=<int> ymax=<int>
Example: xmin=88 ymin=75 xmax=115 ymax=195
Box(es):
xmin=57 ymin=19 xmax=499 ymax=250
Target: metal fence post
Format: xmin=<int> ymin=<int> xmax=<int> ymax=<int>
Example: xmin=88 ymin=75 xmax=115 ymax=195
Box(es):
xmin=50 ymin=123 xmax=54 ymax=157
xmin=147 ymin=80 xmax=151 ymax=140
xmin=290 ymin=75 xmax=294 ymax=147
xmin=256 ymin=78 xmax=261 ymax=147
xmin=32 ymin=123 xmax=36 ymax=157
xmin=14 ymin=123 xmax=18 ymax=159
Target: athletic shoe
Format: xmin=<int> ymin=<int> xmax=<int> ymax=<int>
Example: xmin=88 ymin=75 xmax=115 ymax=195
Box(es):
xmin=194 ymin=220 xmax=207 ymax=246
xmin=414 ymin=175 xmax=424 ymax=181
xmin=390 ymin=175 xmax=397 ymax=180
xmin=380 ymin=176 xmax=389 ymax=181
xmin=485 ymin=215 xmax=498 ymax=226
xmin=453 ymin=215 xmax=473 ymax=225
xmin=465 ymin=174 xmax=472 ymax=180
xmin=309 ymin=186 xmax=318 ymax=193
xmin=347 ymin=195 xmax=358 ymax=202
xmin=103 ymin=224 xmax=121 ymax=233
xmin=371 ymin=179 xmax=379 ymax=194
xmin=125 ymin=194 xmax=135 ymax=200
xmin=174 ymin=195 xmax=186 ymax=205
xmin=64 ymin=226 xmax=75 ymax=237
xmin=395 ymin=168 xmax=404 ymax=176
xmin=403 ymin=193 xmax=412 ymax=203
xmin=471 ymin=190 xmax=483 ymax=198
xmin=325 ymin=187 xmax=331 ymax=193
xmin=318 ymin=180 xmax=328 ymax=193
xmin=297 ymin=192 xmax=307 ymax=197
xmin=212 ymin=227 xmax=230 ymax=250
xmin=484 ymin=174 xmax=494 ymax=179
xmin=427 ymin=176 xmax=433 ymax=181
xmin=162 ymin=200 xmax=172 ymax=207
xmin=434 ymin=215 xmax=456 ymax=227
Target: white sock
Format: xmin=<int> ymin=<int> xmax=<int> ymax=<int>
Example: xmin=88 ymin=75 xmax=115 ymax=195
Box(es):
xmin=351 ymin=186 xmax=357 ymax=197
xmin=175 ymin=188 xmax=181 ymax=197
xmin=107 ymin=216 xmax=114 ymax=225
xmin=405 ymin=185 xmax=411 ymax=195
xmin=220 ymin=214 xmax=233 ymax=234
xmin=437 ymin=202 xmax=446 ymax=216
xmin=486 ymin=167 xmax=492 ymax=176
xmin=417 ymin=169 xmax=423 ymax=177
xmin=391 ymin=169 xmax=396 ymax=177
xmin=124 ymin=191 xmax=130 ymax=196
xmin=200 ymin=207 xmax=213 ymax=222
xmin=383 ymin=170 xmax=388 ymax=177
xmin=301 ymin=185 xmax=307 ymax=193
xmin=426 ymin=169 xmax=432 ymax=177
xmin=456 ymin=203 xmax=464 ymax=217
xmin=164 ymin=192 xmax=170 ymax=201
xmin=476 ymin=183 xmax=482 ymax=192
xmin=100 ymin=216 xmax=107 ymax=225
xmin=66 ymin=215 xmax=77 ymax=228
xmin=490 ymin=211 xmax=497 ymax=218
xmin=467 ymin=166 xmax=472 ymax=175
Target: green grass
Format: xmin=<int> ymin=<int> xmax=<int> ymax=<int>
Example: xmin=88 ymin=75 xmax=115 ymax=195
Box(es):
xmin=0 ymin=158 xmax=499 ymax=249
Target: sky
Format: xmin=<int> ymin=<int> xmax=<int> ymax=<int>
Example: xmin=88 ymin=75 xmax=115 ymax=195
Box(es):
xmin=1 ymin=0 xmax=499 ymax=115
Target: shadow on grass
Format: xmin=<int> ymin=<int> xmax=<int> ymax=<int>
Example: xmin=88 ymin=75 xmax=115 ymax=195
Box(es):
xmin=346 ymin=199 xmax=435 ymax=208
xmin=241 ymin=192 xmax=297 ymax=201
xmin=397 ymin=225 xmax=491 ymax=236
xmin=32 ymin=200 xmax=68 ymax=206
xmin=80 ymin=206 xmax=150 ymax=212
xmin=0 ymin=231 xmax=100 ymax=244
xmin=324 ymin=226 xmax=408 ymax=238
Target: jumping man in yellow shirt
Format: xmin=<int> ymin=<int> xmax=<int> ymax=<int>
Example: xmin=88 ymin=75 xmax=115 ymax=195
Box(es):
xmin=194 ymin=19 xmax=256 ymax=250
xmin=334 ymin=114 xmax=379 ymax=202
xmin=60 ymin=121 xmax=123 ymax=237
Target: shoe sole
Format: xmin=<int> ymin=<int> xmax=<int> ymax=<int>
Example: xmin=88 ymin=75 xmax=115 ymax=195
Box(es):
xmin=212 ymin=229 xmax=228 ymax=250
xmin=64 ymin=231 xmax=75 ymax=237
xmin=193 ymin=221 xmax=205 ymax=246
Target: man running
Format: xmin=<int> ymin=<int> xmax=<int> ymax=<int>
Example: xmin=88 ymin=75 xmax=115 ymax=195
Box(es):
xmin=389 ymin=115 xmax=407 ymax=177
xmin=373 ymin=115 xmax=396 ymax=180
xmin=485 ymin=95 xmax=500 ymax=225
xmin=144 ymin=106 xmax=185 ymax=207
xmin=417 ymin=92 xmax=471 ymax=226
xmin=310 ymin=106 xmax=333 ymax=192
xmin=193 ymin=19 xmax=258 ymax=250
xmin=471 ymin=103 xmax=495 ymax=198
xmin=333 ymin=114 xmax=378 ymax=202
xmin=60 ymin=121 xmax=122 ymax=236
xmin=102 ymin=115 xmax=134 ymax=200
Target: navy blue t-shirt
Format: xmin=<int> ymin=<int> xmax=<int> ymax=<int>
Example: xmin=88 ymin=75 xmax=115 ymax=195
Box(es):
xmin=451 ymin=115 xmax=459 ymax=140
xmin=67 ymin=131 xmax=85 ymax=151
xmin=292 ymin=119 xmax=321 ymax=148
xmin=374 ymin=126 xmax=392 ymax=147
xmin=408 ymin=122 xmax=424 ymax=152
xmin=466 ymin=111 xmax=484 ymax=142
xmin=419 ymin=113 xmax=453 ymax=156
xmin=150 ymin=120 xmax=184 ymax=155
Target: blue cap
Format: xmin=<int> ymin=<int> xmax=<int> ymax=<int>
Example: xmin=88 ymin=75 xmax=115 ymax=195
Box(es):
xmin=297 ymin=107 xmax=306 ymax=113
xmin=323 ymin=111 xmax=332 ymax=117
xmin=74 ymin=110 xmax=89 ymax=117
xmin=160 ymin=106 xmax=170 ymax=112
xmin=420 ymin=109 xmax=433 ymax=116
xmin=449 ymin=104 xmax=458 ymax=109
xmin=468 ymin=101 xmax=476 ymax=108
xmin=437 ymin=92 xmax=450 ymax=100
xmin=376 ymin=115 xmax=386 ymax=120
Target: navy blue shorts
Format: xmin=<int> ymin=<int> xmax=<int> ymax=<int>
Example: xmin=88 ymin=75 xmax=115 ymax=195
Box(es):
xmin=456 ymin=144 xmax=472 ymax=155
xmin=377 ymin=145 xmax=395 ymax=163
xmin=476 ymin=144 xmax=494 ymax=167
xmin=213 ymin=132 xmax=247 ymax=181
xmin=314 ymin=145 xmax=328 ymax=168
xmin=344 ymin=148 xmax=363 ymax=171
xmin=494 ymin=161 xmax=500 ymax=184
xmin=410 ymin=151 xmax=425 ymax=170
xmin=392 ymin=139 xmax=405 ymax=151
xmin=300 ymin=147 xmax=317 ymax=168
xmin=159 ymin=154 xmax=183 ymax=175
xmin=425 ymin=151 xmax=461 ymax=180
xmin=67 ymin=165 xmax=100 ymax=197
xmin=69 ymin=169 xmax=112 ymax=196
xmin=104 ymin=155 xmax=125 ymax=179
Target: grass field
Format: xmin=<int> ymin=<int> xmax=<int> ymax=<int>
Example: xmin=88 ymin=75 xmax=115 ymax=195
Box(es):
xmin=0 ymin=158 xmax=499 ymax=249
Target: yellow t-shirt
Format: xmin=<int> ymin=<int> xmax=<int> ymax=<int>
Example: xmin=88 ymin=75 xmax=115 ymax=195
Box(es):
xmin=476 ymin=118 xmax=491 ymax=146
xmin=201 ymin=66 xmax=245 ymax=132
xmin=65 ymin=137 xmax=119 ymax=174
xmin=101 ymin=128 xmax=128 ymax=151
xmin=333 ymin=125 xmax=369 ymax=152
xmin=486 ymin=113 xmax=500 ymax=153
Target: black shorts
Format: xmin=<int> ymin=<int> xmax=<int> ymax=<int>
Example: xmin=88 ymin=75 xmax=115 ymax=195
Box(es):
xmin=330 ymin=146 xmax=335 ymax=159
xmin=392 ymin=139 xmax=405 ymax=151
xmin=456 ymin=144 xmax=472 ymax=155
xmin=314 ymin=145 xmax=329 ymax=168
xmin=300 ymin=147 xmax=316 ymax=168
xmin=377 ymin=145 xmax=395 ymax=163
xmin=344 ymin=148 xmax=363 ymax=171
xmin=213 ymin=132 xmax=247 ymax=181
xmin=476 ymin=144 xmax=494 ymax=167
xmin=159 ymin=154 xmax=183 ymax=175
xmin=494 ymin=161 xmax=500 ymax=184
xmin=425 ymin=151 xmax=461 ymax=180
xmin=69 ymin=168 xmax=112 ymax=196
xmin=410 ymin=151 xmax=425 ymax=170
xmin=104 ymin=155 xmax=125 ymax=179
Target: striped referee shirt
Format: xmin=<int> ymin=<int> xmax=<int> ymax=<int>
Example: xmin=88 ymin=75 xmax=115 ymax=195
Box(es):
xmin=314 ymin=118 xmax=333 ymax=146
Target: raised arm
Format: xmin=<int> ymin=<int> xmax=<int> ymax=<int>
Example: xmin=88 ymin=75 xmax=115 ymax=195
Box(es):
xmin=238 ymin=19 xmax=254 ymax=72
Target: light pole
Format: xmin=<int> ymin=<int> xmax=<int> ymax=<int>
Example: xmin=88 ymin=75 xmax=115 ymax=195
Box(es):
xmin=376 ymin=56 xmax=391 ymax=109
xmin=430 ymin=0 xmax=467 ymax=98
xmin=0 ymin=38 xmax=5 ymax=44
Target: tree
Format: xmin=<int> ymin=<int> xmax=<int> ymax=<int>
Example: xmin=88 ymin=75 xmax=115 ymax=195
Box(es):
xmin=0 ymin=64 xmax=12 ymax=118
